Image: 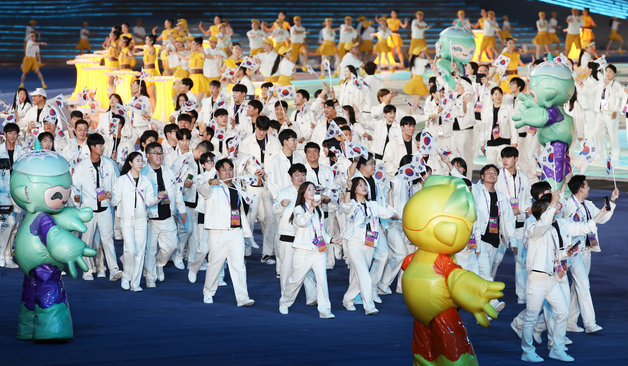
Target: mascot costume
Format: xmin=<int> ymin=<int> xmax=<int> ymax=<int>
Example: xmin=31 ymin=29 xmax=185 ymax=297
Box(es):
xmin=435 ymin=26 xmax=476 ymax=88
xmin=10 ymin=150 xmax=95 ymax=341
xmin=512 ymin=55 xmax=575 ymax=189
xmin=402 ymin=176 xmax=505 ymax=366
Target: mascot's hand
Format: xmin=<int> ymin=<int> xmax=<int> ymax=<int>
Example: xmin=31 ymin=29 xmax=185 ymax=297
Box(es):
xmin=512 ymin=93 xmax=549 ymax=129
xmin=447 ymin=268 xmax=505 ymax=327
xmin=51 ymin=207 xmax=94 ymax=233
xmin=46 ymin=226 xmax=97 ymax=279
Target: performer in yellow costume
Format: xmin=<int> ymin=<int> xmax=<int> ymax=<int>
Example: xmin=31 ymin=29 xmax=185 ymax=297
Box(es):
xmin=75 ymin=22 xmax=91 ymax=54
xmin=409 ymin=11 xmax=428 ymax=57
xmin=403 ymin=46 xmax=429 ymax=105
xmin=139 ymin=34 xmax=160 ymax=78
xmin=118 ymin=37 xmax=134 ymax=70
xmin=401 ymin=175 xmax=504 ymax=366
xmin=189 ymin=37 xmax=210 ymax=99
xmin=498 ymin=38 xmax=527 ymax=93
xmin=533 ymin=12 xmax=551 ymax=59
xmin=606 ymin=17 xmax=624 ymax=55
xmin=387 ymin=10 xmax=408 ymax=68
xmin=500 ymin=15 xmax=512 ymax=39
xmin=580 ymin=8 xmax=597 ymax=45
xmin=154 ymin=18 xmax=175 ymax=73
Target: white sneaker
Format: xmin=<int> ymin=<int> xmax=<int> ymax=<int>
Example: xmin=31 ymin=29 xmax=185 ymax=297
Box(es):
xmin=566 ymin=324 xmax=584 ymax=332
xmin=83 ymin=272 xmax=94 ymax=281
xmin=146 ymin=279 xmax=156 ymax=288
xmin=279 ymin=305 xmax=289 ymax=315
xmin=373 ymin=294 xmax=383 ymax=304
xmin=565 ymin=337 xmax=573 ymax=345
xmin=365 ymin=307 xmax=379 ymax=315
xmin=521 ymin=352 xmax=544 ymax=362
xmin=121 ymin=280 xmax=130 ymax=290
xmin=377 ymin=286 xmax=392 ymax=295
xmin=510 ymin=319 xmax=522 ymax=339
xmin=238 ymin=298 xmax=255 ymax=307
xmin=261 ymin=255 xmax=276 ymax=265
xmin=199 ymin=262 xmax=208 ymax=271
xmin=157 ymin=266 xmax=165 ymax=281
xmin=218 ymin=280 xmax=227 ymax=286
xmin=244 ymin=246 xmax=252 ymax=257
xmin=203 ymin=294 xmax=213 ymax=304
xmin=173 ymin=257 xmax=185 ymax=270
xmin=319 ymin=312 xmax=335 ymax=319
xmin=585 ymin=324 xmax=603 ymax=333
xmin=493 ymin=301 xmax=505 ymax=313
xmin=109 ymin=269 xmax=123 ymax=281
xmin=0 ymin=257 xmax=5 ymax=267
xmin=3 ymin=258 xmax=18 ymax=269
xmin=96 ymin=271 xmax=106 ymax=278
xmin=130 ymin=286 xmax=143 ymax=292
xmin=548 ymin=349 xmax=575 ymax=362
xmin=249 ymin=238 xmax=259 ymax=249
xmin=343 ymin=302 xmax=356 ymax=311
xmin=188 ymin=271 xmax=197 ymax=284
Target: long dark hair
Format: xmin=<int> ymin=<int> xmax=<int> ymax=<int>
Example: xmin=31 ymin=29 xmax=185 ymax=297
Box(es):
xmin=133 ymin=79 xmax=149 ymax=97
xmin=175 ymin=93 xmax=188 ymax=111
xmin=587 ymin=61 xmax=599 ymax=80
xmin=349 ymin=177 xmax=368 ymax=201
xmin=120 ymin=151 xmax=142 ymax=176
xmin=107 ymin=93 xmax=123 ymax=111
xmin=271 ymin=54 xmax=282 ymax=75
xmin=289 ymin=181 xmax=322 ymax=223
xmin=342 ymin=105 xmax=357 ymax=125
xmin=12 ymin=87 xmax=31 ymax=110
xmin=568 ymin=89 xmax=577 ymax=112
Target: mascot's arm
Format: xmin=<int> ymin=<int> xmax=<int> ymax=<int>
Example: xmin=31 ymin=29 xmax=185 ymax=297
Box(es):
xmin=512 ymin=93 xmax=549 ymax=129
xmin=51 ymin=207 xmax=94 ymax=232
xmin=447 ymin=268 xmax=505 ymax=327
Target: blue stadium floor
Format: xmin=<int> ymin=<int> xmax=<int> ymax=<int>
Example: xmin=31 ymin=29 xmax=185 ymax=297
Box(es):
xmin=0 ymin=189 xmax=627 ymax=365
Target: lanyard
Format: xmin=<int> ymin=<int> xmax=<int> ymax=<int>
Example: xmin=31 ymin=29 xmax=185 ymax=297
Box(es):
xmin=483 ymin=188 xmax=500 ymax=216
xmin=221 ymin=185 xmax=240 ymax=208
xmin=602 ymin=80 xmax=614 ymax=99
xmin=126 ymin=174 xmax=145 ymax=203
xmin=502 ymin=168 xmax=521 ymax=199
xmin=358 ymin=201 xmax=375 ymax=229
xmin=92 ymin=161 xmax=103 ymax=189
xmin=305 ymin=203 xmax=324 ymax=237
xmin=571 ymin=196 xmax=591 ymax=221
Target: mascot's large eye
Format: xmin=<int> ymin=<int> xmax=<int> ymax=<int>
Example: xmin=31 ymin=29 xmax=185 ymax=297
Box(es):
xmin=51 ymin=192 xmax=63 ymax=200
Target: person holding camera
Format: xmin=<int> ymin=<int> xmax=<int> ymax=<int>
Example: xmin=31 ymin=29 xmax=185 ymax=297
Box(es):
xmin=563 ymin=175 xmax=618 ymax=334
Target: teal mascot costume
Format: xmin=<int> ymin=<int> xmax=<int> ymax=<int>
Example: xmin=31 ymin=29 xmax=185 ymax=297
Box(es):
xmin=10 ymin=150 xmax=96 ymax=340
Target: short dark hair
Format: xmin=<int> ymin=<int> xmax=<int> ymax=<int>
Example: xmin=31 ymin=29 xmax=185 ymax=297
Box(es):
xmin=288 ymin=163 xmax=307 ymax=176
xmin=304 ymin=142 xmax=320 ymax=152
xmin=356 ymin=153 xmax=375 ymax=170
xmin=256 ymin=115 xmax=270 ymax=131
xmin=75 ymin=119 xmax=89 ymax=129
xmin=215 ymin=158 xmax=234 ymax=171
xmin=181 ymin=78 xmax=194 ymax=89
xmin=500 ymin=146 xmax=519 ymax=158
xmin=278 ymin=129 xmax=297 ymax=145
xmin=400 ymin=116 xmax=416 ymax=126
xmin=195 ymin=140 xmax=213 ymax=152
xmin=269 ymin=120 xmax=281 ymax=131
xmin=324 ymin=99 xmax=335 ymax=108
xmin=87 ymin=133 xmax=105 ymax=148
xmin=200 ymin=151 xmax=215 ymax=165
xmin=530 ymin=181 xmax=552 ymax=201
xmin=3 ymin=123 xmax=19 ymax=134
xmin=210 ymin=80 xmax=221 ymax=88
xmin=491 ymin=86 xmax=503 ymax=95
xmin=70 ymin=110 xmax=84 ymax=119
xmin=145 ymin=141 xmax=163 ymax=154
xmin=274 ymin=100 xmax=288 ymax=110
xmin=383 ymin=104 xmax=396 ymax=114
xmin=176 ymin=128 xmax=192 ymax=140
xmin=177 ymin=113 xmax=192 ymax=124
xmin=164 ymin=124 xmax=179 ymax=135
xmin=480 ymin=164 xmax=499 ymax=176
xmin=510 ymin=77 xmax=525 ymax=92
xmin=333 ymin=117 xmax=347 ymax=126
xmin=567 ymin=175 xmax=587 ymax=195
xmin=376 ymin=88 xmax=391 ymax=102
xmin=232 ymin=84 xmax=247 ymax=94
xmin=364 ymin=61 xmax=377 ymax=75
xmin=296 ymin=89 xmax=310 ymax=100
xmin=261 ymin=82 xmax=273 ymax=89
xmin=214 ymin=108 xmax=228 ymax=117
xmin=606 ymin=64 xmax=617 ymax=74
xmin=248 ymin=99 xmax=263 ymax=113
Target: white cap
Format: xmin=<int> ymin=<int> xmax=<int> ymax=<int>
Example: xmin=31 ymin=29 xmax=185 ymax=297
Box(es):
xmin=31 ymin=88 xmax=47 ymax=98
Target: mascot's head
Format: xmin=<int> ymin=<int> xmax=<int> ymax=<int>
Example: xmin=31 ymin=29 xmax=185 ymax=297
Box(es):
xmin=10 ymin=150 xmax=72 ymax=214
xmin=529 ymin=55 xmax=575 ymax=107
xmin=436 ymin=26 xmax=475 ymax=64
xmin=403 ymin=175 xmax=476 ymax=255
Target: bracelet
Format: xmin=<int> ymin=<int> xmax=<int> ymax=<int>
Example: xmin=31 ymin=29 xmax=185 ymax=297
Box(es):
xmin=345 ymin=189 xmax=351 ymax=193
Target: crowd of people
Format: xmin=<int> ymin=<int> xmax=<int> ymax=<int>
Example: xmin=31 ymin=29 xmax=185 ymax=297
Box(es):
xmin=2 ymin=7 xmax=624 ymax=363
